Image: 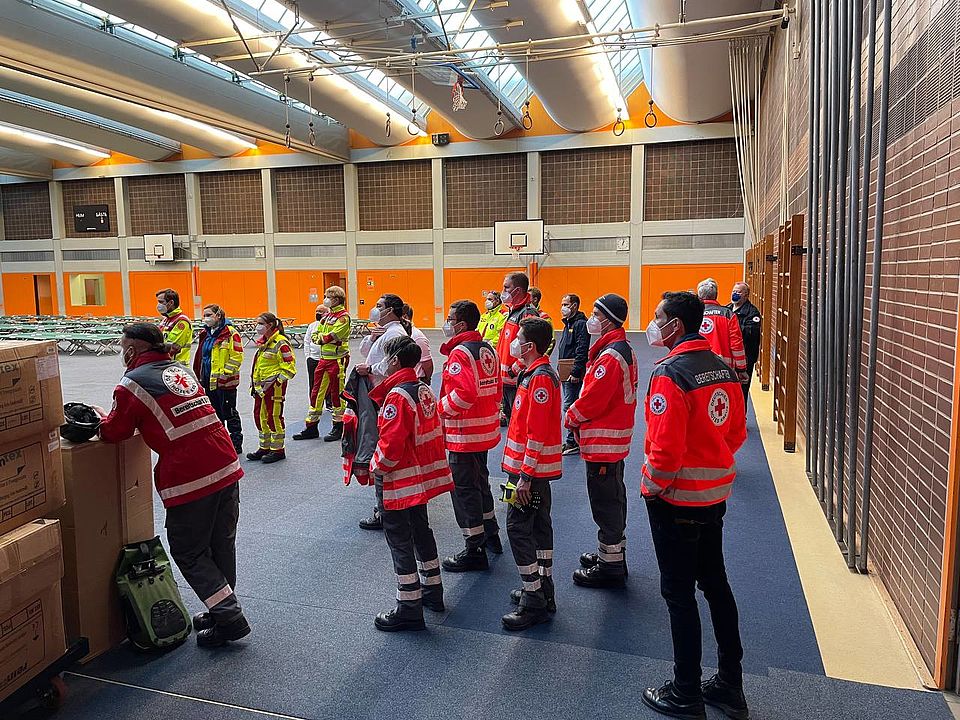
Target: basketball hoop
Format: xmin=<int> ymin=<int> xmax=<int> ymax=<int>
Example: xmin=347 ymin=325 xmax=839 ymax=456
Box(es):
xmin=451 ymin=77 xmax=468 ymax=112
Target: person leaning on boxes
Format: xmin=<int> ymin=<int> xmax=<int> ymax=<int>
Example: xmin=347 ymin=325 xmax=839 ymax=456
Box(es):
xmin=95 ymin=322 xmax=250 ymax=649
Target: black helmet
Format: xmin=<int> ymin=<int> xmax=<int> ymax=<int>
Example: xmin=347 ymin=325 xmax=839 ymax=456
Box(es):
xmin=60 ymin=402 xmax=102 ymax=444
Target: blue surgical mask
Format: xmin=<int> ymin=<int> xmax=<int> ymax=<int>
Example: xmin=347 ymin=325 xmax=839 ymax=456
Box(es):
xmin=731 ymin=292 xmax=742 ymax=303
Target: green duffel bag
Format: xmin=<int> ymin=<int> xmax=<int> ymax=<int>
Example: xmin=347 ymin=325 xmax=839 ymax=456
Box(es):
xmin=115 ymin=536 xmax=191 ymax=651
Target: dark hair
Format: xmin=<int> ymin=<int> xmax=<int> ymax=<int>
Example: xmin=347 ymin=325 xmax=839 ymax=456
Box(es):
xmin=660 ymin=291 xmax=704 ymax=336
xmin=401 ymin=303 xmax=414 ymax=320
xmin=505 ymin=272 xmax=529 ymax=292
xmin=519 ymin=317 xmax=553 ymax=355
xmin=203 ymin=304 xmax=224 ymax=320
xmin=381 ymin=294 xmax=412 ymax=336
xmin=122 ymin=322 xmax=165 ymax=351
xmin=529 ymin=287 xmax=542 ymax=305
xmin=382 ymin=335 xmax=421 ymax=368
xmin=449 ymin=300 xmax=481 ymax=331
xmin=563 ymin=293 xmax=580 ymax=308
xmin=156 ymin=288 xmax=179 ymax=306
xmin=258 ymin=311 xmax=284 ymax=337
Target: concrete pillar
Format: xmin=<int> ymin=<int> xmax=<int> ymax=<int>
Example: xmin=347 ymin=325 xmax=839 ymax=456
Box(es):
xmin=526 ymin=151 xmax=541 ymax=219
xmin=344 ymin=163 xmax=360 ymax=315
xmin=0 ymin=197 xmax=6 ymax=315
xmin=114 ymin=177 xmax=132 ymax=314
xmin=48 ymin=181 xmax=66 ymax=314
xmin=629 ymin=144 xmax=645 ymax=328
xmin=183 ymin=173 xmax=203 ymax=317
xmin=431 ymin=158 xmax=445 ymax=328
xmin=261 ymin=168 xmax=277 ymax=313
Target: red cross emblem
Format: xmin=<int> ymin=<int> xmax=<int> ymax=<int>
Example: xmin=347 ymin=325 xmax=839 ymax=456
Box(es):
xmin=708 ymin=388 xmax=730 ymax=426
xmin=162 ymin=366 xmax=199 ymax=397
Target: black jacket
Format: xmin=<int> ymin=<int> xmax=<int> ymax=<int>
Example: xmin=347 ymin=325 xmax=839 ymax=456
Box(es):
xmin=557 ymin=310 xmax=590 ymax=381
xmin=727 ymin=300 xmax=762 ymax=365
xmin=342 ymin=369 xmax=378 ymax=477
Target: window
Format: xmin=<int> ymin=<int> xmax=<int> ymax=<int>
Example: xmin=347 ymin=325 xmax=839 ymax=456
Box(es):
xmin=69 ymin=273 xmax=106 ymax=307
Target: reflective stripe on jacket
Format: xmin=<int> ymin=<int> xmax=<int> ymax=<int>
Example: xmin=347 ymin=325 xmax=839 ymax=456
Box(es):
xmin=192 ymin=323 xmax=243 ymax=390
xmin=502 ymin=356 xmax=562 ymax=480
xmin=159 ymin=308 xmax=193 ymax=364
xmin=495 ymin=293 xmax=540 ymax=387
xmin=439 ymin=331 xmax=503 ymax=453
xmin=480 ymin=306 xmax=507 ymax=347
xmin=313 ymin=307 xmax=351 ymax=359
xmin=252 ymin=330 xmax=297 ymax=394
xmin=700 ymin=300 xmax=747 ymax=372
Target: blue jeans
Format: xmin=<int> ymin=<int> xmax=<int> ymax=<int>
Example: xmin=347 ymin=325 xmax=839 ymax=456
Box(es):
xmin=562 ymin=379 xmax=582 ymax=446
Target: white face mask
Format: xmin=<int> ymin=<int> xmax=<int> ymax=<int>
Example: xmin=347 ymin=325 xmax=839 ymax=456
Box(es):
xmin=509 ymin=337 xmax=525 ymax=359
xmin=442 ymin=321 xmax=457 ymax=338
xmin=561 ymin=305 xmax=572 ymax=318
xmin=500 ymin=289 xmax=512 ymax=305
xmin=646 ymin=319 xmax=665 ymax=347
xmin=157 ymin=303 xmax=167 ymax=315
xmin=369 ymin=307 xmax=381 ymax=323
xmin=121 ymin=347 xmax=136 ymax=369
xmin=323 ymin=297 xmax=335 ymax=308
xmin=203 ymin=315 xmax=218 ymax=328
xmin=373 ymin=355 xmax=395 ymax=377
xmin=586 ymin=315 xmax=604 ymax=335
xmin=484 ymin=299 xmax=495 ymax=311
xmin=256 ymin=323 xmax=267 ymax=338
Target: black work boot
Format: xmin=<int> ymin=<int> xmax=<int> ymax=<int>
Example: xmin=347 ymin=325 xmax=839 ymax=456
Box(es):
xmin=293 ymin=424 xmax=320 ymax=441
xmin=702 ymin=674 xmax=749 ymax=720
xmin=246 ymin=448 xmax=268 ymax=461
xmin=422 ymin=590 xmax=445 ymax=613
xmin=442 ymin=547 xmax=489 ymax=572
xmin=641 ymin=681 xmax=706 ymax=720
xmin=359 ymin=509 xmax=382 ymax=530
xmin=510 ymin=589 xmax=556 ymax=613
xmin=197 ymin=615 xmax=251 ymax=648
xmin=501 ymin=604 xmax=550 ymax=631
xmin=192 ymin=612 xmax=214 ymax=632
xmin=579 ymin=550 xmax=629 ymax=577
xmin=374 ymin=605 xmax=426 ymax=632
xmin=572 ymin=562 xmax=626 ymax=588
xmin=261 ymin=450 xmax=286 ymax=464
xmin=484 ymin=533 xmax=503 ymax=555
xmin=323 ymin=422 xmax=344 ymax=442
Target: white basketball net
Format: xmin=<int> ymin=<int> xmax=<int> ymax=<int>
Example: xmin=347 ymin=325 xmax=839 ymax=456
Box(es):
xmin=451 ymin=78 xmax=468 ymax=112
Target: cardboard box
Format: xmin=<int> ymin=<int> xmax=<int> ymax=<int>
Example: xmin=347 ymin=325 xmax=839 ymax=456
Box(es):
xmin=557 ymin=358 xmax=575 ymax=382
xmin=55 ymin=435 xmax=155 ymax=661
xmin=0 ymin=430 xmax=65 ymax=537
xmin=0 ymin=519 xmax=66 ymax=702
xmin=0 ymin=341 xmax=63 ymax=444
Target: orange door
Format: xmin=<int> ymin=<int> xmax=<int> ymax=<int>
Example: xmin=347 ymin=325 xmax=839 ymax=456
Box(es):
xmin=128 ymin=271 xmax=193 ymax=318
xmin=195 ymin=270 xmax=268 ymax=322
xmin=35 ymin=275 xmax=55 ymax=315
xmin=534 ymin=266 xmax=631 ymax=326
xmin=640 ymin=264 xmax=744 ymax=326
xmin=276 ymin=270 xmax=349 ymax=325
xmin=358 ymin=269 xmax=435 ymax=328
xmin=443 ymin=268 xmax=516 ymax=311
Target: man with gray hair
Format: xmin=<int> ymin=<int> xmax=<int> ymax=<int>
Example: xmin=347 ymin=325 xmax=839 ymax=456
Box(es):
xmin=697 ymin=278 xmax=748 ymax=389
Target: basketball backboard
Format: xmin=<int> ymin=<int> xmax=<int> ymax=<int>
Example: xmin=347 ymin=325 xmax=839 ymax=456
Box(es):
xmin=494 ymin=220 xmax=545 ymax=256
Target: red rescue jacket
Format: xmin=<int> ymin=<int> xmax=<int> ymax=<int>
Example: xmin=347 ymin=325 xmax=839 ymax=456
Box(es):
xmin=502 ymin=356 xmax=562 ymax=480
xmin=641 ymin=338 xmax=746 ymax=507
xmin=700 ymin=300 xmax=747 ymax=372
xmin=439 ymin=331 xmax=503 ymax=453
xmin=565 ymin=328 xmax=638 ymax=462
xmin=496 ymin=292 xmax=541 ymax=387
xmin=99 ymin=351 xmax=243 ymax=508
xmin=369 ymin=367 xmax=453 ymax=510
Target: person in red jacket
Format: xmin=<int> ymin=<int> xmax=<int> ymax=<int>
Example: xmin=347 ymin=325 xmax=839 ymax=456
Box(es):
xmin=501 ymin=317 xmax=562 ymax=631
xmin=564 ymin=293 xmax=638 ymax=588
xmin=96 ymin=323 xmax=249 ymax=649
xmin=368 ymin=335 xmax=454 ymax=632
xmin=496 ymin=272 xmax=541 ymax=426
xmin=439 ymin=300 xmax=504 ymax=572
xmin=639 ymin=292 xmax=748 ymax=720
xmin=697 ymin=278 xmax=748 ymax=381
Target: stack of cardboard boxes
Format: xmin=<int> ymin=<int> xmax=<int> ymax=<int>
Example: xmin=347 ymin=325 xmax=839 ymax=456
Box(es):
xmin=0 ymin=340 xmax=68 ymax=702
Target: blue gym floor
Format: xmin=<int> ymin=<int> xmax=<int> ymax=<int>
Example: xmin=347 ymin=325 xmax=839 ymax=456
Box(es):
xmin=55 ymin=333 xmax=951 ymax=720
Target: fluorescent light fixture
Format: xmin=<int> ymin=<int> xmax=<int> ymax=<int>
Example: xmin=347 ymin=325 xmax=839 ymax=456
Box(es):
xmin=143 ymin=108 xmax=257 ymax=149
xmin=0 ymin=121 xmax=110 ymax=158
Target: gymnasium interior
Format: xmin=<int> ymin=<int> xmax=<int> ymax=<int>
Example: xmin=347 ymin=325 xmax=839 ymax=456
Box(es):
xmin=1 ymin=0 xmax=960 ymax=719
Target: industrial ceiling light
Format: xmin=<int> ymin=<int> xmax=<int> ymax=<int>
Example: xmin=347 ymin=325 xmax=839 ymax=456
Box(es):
xmin=0 ymin=121 xmax=110 ymax=159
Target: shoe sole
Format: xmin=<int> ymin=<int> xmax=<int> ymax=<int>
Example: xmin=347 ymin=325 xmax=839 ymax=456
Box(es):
xmin=703 ymin=699 xmax=749 ymax=720
xmin=359 ymin=524 xmax=383 ymax=531
xmin=639 ymin=694 xmax=706 ymax=720
xmin=374 ymin=620 xmax=426 ymax=632
xmin=572 ymin=574 xmax=627 ymax=588
xmin=501 ymin=613 xmax=551 ymax=631
xmin=440 ymin=563 xmax=489 ymax=573
xmin=509 ymin=596 xmax=557 ymax=613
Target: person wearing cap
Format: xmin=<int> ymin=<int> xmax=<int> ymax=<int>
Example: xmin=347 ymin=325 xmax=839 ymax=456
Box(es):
xmin=565 ymin=293 xmax=638 ymax=588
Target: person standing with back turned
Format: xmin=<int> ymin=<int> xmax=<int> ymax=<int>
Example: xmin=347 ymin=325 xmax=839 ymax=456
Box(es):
xmin=640 ymin=291 xmax=748 ymax=720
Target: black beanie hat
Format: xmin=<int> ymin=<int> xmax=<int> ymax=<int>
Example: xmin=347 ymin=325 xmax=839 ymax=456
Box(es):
xmin=595 ymin=294 xmax=628 ymax=326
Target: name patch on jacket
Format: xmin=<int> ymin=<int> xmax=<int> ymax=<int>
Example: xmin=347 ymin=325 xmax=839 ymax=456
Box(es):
xmin=694 ymin=369 xmax=735 ymax=385
xmin=171 ymin=396 xmax=212 ymax=416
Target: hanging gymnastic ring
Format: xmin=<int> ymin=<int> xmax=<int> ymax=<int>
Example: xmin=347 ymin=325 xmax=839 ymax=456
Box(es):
xmin=613 ymin=117 xmax=626 ymax=136
xmin=644 ymin=110 xmax=658 ymax=128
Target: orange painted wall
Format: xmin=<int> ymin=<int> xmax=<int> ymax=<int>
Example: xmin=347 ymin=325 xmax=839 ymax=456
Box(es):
xmin=640 ymin=264 xmax=744 ymax=327
xmin=2 ymin=273 xmax=58 ymax=315
xmin=276 ymin=269 xmax=349 ymax=325
xmin=357 ymin=269 xmax=435 ymax=328
xmin=128 ymin=271 xmax=193 ymax=318
xmin=196 ymin=270 xmax=268 ymax=322
xmin=443 ymin=268 xmax=516 ymax=311
xmin=64 ymin=272 xmax=124 ymax=317
xmin=534 ymin=265 xmax=631 ymax=326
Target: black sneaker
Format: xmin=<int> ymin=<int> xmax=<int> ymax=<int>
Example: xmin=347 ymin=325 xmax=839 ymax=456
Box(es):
xmin=641 ymin=681 xmax=706 ymax=720
xmin=323 ymin=422 xmax=343 ymax=442
xmin=196 ymin=615 xmax=251 ymax=648
xmin=359 ymin=511 xmax=383 ymax=531
xmin=501 ymin=604 xmax=550 ymax=631
xmin=572 ymin=562 xmax=626 ymax=588
xmin=261 ymin=451 xmax=286 ymax=464
xmin=702 ymin=674 xmax=749 ymax=720
xmin=245 ymin=449 xmax=268 ymax=461
xmin=292 ymin=425 xmax=320 ymax=441
xmin=509 ymin=589 xmax=556 ymax=613
xmin=484 ymin=534 xmax=503 ymax=555
xmin=374 ymin=607 xmax=425 ymax=632
xmin=442 ymin=547 xmax=489 ymax=572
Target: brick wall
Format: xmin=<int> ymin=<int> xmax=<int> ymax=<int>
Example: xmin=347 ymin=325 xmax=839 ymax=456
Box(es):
xmin=275 ymin=166 xmax=346 ymax=233
xmin=357 ymin=160 xmax=432 ymax=231
xmin=61 ymin=178 xmax=117 ymax=238
xmin=755 ymin=0 xmax=960 ymax=672
xmin=645 ymin=140 xmax=744 ymax=221
xmin=1 ymin=182 xmax=52 ymax=240
xmin=128 ymin=174 xmax=188 ymax=236
xmin=445 ymin=154 xmax=526 ymax=228
xmin=199 ymin=170 xmax=264 ymax=235
xmin=541 ymin=147 xmax=630 ymax=225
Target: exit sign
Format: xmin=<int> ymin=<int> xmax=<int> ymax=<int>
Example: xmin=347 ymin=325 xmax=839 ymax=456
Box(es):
xmin=74 ymin=204 xmax=110 ymax=233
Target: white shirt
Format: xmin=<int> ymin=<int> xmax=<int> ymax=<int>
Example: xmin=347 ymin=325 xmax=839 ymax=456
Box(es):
xmin=303 ymin=320 xmax=323 ymax=361
xmin=361 ymin=320 xmax=408 ymax=385
xmin=410 ymin=324 xmax=433 ymax=378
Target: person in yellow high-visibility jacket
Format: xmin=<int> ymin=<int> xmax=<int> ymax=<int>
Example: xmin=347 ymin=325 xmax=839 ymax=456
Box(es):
xmin=294 ymin=285 xmax=351 ymax=443
xmin=248 ymin=312 xmax=296 ymax=464
xmin=156 ymin=288 xmax=193 ymax=365
xmin=192 ymin=303 xmax=244 ymax=454
xmin=479 ymin=291 xmax=508 ymax=348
